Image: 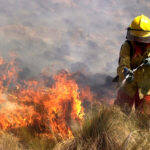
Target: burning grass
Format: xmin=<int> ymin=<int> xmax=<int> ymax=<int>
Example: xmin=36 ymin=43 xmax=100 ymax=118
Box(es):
xmin=0 ymin=56 xmax=93 ymax=140
xmin=1 ymin=103 xmax=150 ymax=150
xmin=0 ymin=56 xmax=150 ymax=149
xmin=0 ymin=56 xmax=93 ymax=149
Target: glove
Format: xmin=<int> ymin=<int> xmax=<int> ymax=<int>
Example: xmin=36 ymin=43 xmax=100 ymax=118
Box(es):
xmin=143 ymin=57 xmax=150 ymax=66
xmin=123 ymin=67 xmax=134 ymax=83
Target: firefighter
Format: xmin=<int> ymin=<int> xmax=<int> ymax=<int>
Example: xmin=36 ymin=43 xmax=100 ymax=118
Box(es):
xmin=115 ymin=14 xmax=150 ymax=115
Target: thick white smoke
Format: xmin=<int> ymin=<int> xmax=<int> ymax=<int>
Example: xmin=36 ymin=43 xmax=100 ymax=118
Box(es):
xmin=0 ymin=0 xmax=149 ymax=76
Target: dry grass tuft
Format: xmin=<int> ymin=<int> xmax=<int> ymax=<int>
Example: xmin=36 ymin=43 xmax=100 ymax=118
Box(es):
xmin=10 ymin=127 xmax=56 ymax=150
xmin=54 ymin=105 xmax=150 ymax=150
xmin=0 ymin=131 xmax=23 ymax=150
xmin=0 ymin=127 xmax=56 ymax=150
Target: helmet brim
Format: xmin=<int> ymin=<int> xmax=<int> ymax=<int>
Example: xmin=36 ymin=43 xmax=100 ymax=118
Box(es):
xmin=126 ymin=30 xmax=150 ymax=43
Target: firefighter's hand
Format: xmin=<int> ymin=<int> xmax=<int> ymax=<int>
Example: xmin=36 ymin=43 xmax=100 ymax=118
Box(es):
xmin=124 ymin=67 xmax=134 ymax=83
xmin=143 ymin=58 xmax=150 ymax=66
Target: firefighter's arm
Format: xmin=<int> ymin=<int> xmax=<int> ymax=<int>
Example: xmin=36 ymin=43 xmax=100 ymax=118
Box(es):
xmin=117 ymin=42 xmax=131 ymax=82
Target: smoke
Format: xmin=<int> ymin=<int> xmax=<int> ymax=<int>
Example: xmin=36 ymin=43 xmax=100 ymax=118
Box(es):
xmin=71 ymin=71 xmax=116 ymax=102
xmin=0 ymin=0 xmax=149 ymax=76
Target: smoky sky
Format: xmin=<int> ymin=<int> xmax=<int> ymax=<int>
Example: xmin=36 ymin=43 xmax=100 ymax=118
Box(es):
xmin=0 ymin=0 xmax=149 ymax=75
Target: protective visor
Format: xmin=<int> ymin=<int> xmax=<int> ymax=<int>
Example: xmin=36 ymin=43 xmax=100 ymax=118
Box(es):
xmin=126 ymin=28 xmax=150 ymax=43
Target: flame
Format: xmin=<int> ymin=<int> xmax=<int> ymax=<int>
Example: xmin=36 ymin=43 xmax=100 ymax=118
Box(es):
xmin=0 ymin=57 xmax=93 ymax=139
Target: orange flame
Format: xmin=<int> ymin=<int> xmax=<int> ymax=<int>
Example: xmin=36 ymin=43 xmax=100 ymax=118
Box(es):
xmin=0 ymin=57 xmax=93 ymax=139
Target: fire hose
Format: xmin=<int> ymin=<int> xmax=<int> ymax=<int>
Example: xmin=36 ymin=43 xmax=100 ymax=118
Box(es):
xmin=121 ymin=57 xmax=150 ymax=87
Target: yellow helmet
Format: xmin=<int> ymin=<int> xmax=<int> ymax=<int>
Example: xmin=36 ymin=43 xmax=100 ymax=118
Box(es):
xmin=126 ymin=14 xmax=150 ymax=43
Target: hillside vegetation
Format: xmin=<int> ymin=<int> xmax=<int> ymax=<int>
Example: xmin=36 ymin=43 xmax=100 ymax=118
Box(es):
xmin=0 ymin=105 xmax=150 ymax=150
xmin=54 ymin=106 xmax=150 ymax=150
